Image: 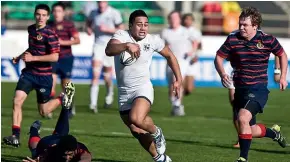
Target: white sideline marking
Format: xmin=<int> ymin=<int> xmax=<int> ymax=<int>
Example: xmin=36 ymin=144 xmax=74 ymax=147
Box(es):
xmin=1 ymin=126 xmax=132 ymax=137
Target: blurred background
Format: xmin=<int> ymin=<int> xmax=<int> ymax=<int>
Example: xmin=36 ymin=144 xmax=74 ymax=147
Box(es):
xmin=1 ymin=2 xmax=290 ymax=162
xmin=1 ymin=1 xmax=290 ymax=87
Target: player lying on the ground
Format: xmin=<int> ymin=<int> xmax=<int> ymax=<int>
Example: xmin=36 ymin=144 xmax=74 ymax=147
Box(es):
xmin=22 ymin=84 xmax=91 ymax=162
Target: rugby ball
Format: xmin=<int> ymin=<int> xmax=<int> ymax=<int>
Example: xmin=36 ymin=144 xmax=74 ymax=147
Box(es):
xmin=120 ymin=51 xmax=137 ymax=66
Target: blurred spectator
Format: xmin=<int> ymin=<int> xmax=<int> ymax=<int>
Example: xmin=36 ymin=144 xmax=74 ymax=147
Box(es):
xmin=182 ymin=13 xmax=202 ymax=95
xmin=59 ymin=1 xmax=74 ymax=20
xmin=1 ymin=7 xmax=8 ymax=35
xmin=221 ymin=1 xmax=241 ymax=34
xmin=201 ymin=1 xmax=223 ymax=35
xmin=82 ymin=1 xmax=97 ymax=18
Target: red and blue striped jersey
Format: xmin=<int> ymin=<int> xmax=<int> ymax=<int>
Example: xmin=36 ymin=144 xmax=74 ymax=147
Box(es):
xmin=48 ymin=20 xmax=78 ymax=58
xmin=24 ymin=24 xmax=60 ymax=76
xmin=217 ymin=30 xmax=284 ymax=88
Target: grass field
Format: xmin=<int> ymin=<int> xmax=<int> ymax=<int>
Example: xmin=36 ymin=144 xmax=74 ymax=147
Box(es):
xmin=1 ymin=82 xmax=290 ymax=162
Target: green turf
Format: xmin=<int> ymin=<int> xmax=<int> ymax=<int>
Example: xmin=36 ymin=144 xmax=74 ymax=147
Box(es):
xmin=1 ymin=82 xmax=290 ymax=162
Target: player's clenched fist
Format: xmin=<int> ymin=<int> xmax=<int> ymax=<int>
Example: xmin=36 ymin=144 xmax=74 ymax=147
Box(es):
xmin=22 ymin=52 xmax=35 ymax=62
xmin=22 ymin=156 xmax=40 ymax=162
xmin=279 ymin=77 xmax=288 ymax=91
xmin=172 ymin=80 xmax=182 ymax=99
xmin=221 ymin=73 xmax=232 ymax=88
xmin=126 ymin=43 xmax=140 ymax=58
xmin=12 ymin=57 xmax=20 ymax=64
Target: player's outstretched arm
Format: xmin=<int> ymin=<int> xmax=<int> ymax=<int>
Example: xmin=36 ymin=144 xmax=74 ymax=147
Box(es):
xmin=59 ymin=33 xmax=80 ymax=46
xmin=277 ymin=52 xmax=288 ymax=90
xmin=21 ymin=52 xmax=59 ymax=62
xmin=79 ymin=152 xmax=92 ymax=162
xmin=159 ymin=46 xmax=183 ymax=98
xmin=214 ymin=54 xmax=227 ymax=78
xmin=214 ymin=54 xmax=232 ymax=88
xmin=274 ymin=56 xmax=281 ymax=83
xmin=159 ymin=46 xmax=182 ymax=82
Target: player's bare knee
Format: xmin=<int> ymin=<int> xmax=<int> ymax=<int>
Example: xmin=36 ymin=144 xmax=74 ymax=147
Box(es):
xmin=129 ymin=114 xmax=144 ymax=128
xmin=238 ymin=115 xmax=250 ymax=126
xmin=38 ymin=108 xmax=46 ymax=117
xmin=38 ymin=105 xmax=48 ymax=117
xmin=13 ymin=97 xmax=24 ymax=109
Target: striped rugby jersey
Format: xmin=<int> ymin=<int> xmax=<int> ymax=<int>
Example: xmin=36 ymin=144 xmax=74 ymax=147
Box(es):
xmin=217 ymin=30 xmax=284 ymax=88
xmin=24 ymin=24 xmax=60 ymax=76
xmin=48 ymin=20 xmax=78 ymax=58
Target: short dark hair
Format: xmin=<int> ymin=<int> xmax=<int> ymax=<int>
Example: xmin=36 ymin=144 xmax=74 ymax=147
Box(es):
xmin=129 ymin=10 xmax=148 ymax=25
xmin=58 ymin=135 xmax=78 ymax=152
xmin=34 ymin=4 xmax=50 ymax=14
xmin=182 ymin=13 xmax=194 ymax=26
xmin=239 ymin=6 xmax=262 ymax=28
xmin=167 ymin=10 xmax=181 ymax=20
xmin=52 ymin=2 xmax=66 ymax=11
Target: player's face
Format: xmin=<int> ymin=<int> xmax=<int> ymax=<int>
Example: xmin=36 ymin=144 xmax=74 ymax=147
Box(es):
xmin=169 ymin=12 xmax=181 ymax=28
xmin=53 ymin=6 xmax=65 ymax=22
xmin=35 ymin=9 xmax=50 ymax=27
xmin=98 ymin=1 xmax=108 ymax=12
xmin=130 ymin=17 xmax=149 ymax=40
xmin=239 ymin=16 xmax=257 ymax=39
xmin=62 ymin=151 xmax=75 ymax=162
xmin=183 ymin=16 xmax=193 ymax=27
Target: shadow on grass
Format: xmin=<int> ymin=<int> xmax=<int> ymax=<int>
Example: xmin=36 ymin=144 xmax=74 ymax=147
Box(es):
xmin=92 ymin=158 xmax=131 ymax=162
xmin=1 ymin=154 xmax=24 ymax=162
xmin=81 ymin=133 xmax=290 ymax=155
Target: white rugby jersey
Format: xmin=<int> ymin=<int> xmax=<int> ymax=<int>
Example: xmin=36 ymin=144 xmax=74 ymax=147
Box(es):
xmin=187 ymin=26 xmax=202 ymax=43
xmin=111 ymin=30 xmax=165 ymax=90
xmin=88 ymin=6 xmax=123 ymax=44
xmin=161 ymin=26 xmax=195 ymax=59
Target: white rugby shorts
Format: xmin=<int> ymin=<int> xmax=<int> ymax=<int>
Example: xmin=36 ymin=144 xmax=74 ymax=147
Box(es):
xmin=118 ymin=83 xmax=154 ymax=113
xmin=185 ymin=63 xmax=198 ymax=77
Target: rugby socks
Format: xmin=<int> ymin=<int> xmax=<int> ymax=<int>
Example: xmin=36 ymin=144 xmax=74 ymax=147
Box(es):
xmin=28 ymin=127 xmax=40 ymax=156
xmin=90 ymin=84 xmax=99 ymax=107
xmin=257 ymin=124 xmax=276 ymax=139
xmin=108 ymin=84 xmax=114 ymax=97
xmin=153 ymin=154 xmax=165 ymax=162
xmin=239 ymin=134 xmax=252 ymax=160
xmin=29 ymin=126 xmax=39 ymax=138
xmin=170 ymin=96 xmax=181 ymax=107
xmin=54 ymin=106 xmax=70 ymax=135
xmin=12 ymin=125 xmax=20 ymax=138
xmin=151 ymin=126 xmax=161 ymax=138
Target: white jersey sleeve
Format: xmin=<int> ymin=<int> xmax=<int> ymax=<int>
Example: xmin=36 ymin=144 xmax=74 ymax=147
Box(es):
xmin=152 ymin=35 xmax=165 ymax=52
xmin=111 ymin=30 xmax=127 ymax=43
xmin=189 ymin=27 xmax=202 ymax=42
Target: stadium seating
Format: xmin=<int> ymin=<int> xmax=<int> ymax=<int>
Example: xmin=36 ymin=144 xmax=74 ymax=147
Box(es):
xmin=2 ymin=1 xmax=165 ymax=24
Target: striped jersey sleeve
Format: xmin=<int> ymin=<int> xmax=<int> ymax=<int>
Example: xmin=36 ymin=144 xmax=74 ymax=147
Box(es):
xmin=270 ymin=36 xmax=284 ymax=56
xmin=47 ymin=29 xmax=60 ymax=54
xmin=216 ymin=35 xmax=231 ymax=59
